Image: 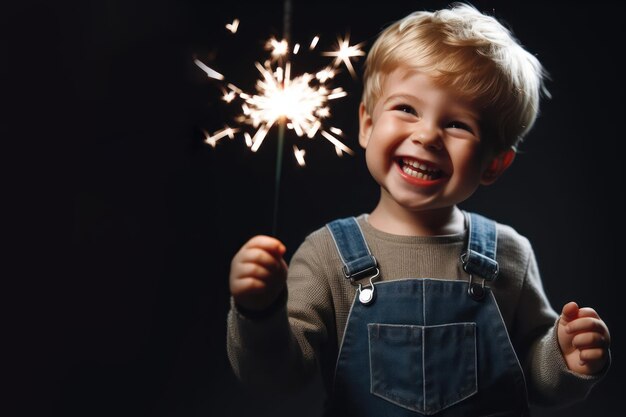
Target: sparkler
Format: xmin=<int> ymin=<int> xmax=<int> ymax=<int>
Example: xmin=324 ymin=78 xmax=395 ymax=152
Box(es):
xmin=195 ymin=3 xmax=364 ymax=234
xmin=322 ymin=35 xmax=366 ymax=79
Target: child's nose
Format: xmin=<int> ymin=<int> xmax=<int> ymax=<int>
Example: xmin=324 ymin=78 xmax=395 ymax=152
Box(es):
xmin=410 ymin=130 xmax=443 ymax=151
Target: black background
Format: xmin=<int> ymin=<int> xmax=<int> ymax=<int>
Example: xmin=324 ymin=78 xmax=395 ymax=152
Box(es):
xmin=9 ymin=0 xmax=623 ymax=416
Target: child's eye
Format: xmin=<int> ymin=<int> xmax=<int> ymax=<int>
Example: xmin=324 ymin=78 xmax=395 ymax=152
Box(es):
xmin=393 ymin=104 xmax=417 ymax=115
xmin=447 ymin=121 xmax=474 ymax=134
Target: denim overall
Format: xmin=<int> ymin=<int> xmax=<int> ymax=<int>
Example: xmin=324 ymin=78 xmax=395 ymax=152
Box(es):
xmin=326 ymin=212 xmax=528 ymax=416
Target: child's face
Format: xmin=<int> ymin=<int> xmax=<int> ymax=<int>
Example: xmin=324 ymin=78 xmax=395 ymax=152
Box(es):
xmin=359 ymin=67 xmax=496 ymax=213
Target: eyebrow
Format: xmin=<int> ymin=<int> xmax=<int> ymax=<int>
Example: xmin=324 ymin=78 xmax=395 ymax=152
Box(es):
xmin=383 ymin=93 xmax=422 ymax=105
xmin=383 ymin=93 xmax=481 ymax=122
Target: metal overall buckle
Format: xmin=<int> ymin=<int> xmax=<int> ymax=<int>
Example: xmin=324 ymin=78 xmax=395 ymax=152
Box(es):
xmin=343 ymin=261 xmax=380 ymax=305
xmin=467 ymin=274 xmax=486 ymax=301
xmin=461 ymin=251 xmax=487 ymax=301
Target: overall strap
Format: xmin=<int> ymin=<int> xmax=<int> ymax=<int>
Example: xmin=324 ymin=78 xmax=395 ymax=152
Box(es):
xmin=326 ymin=217 xmax=378 ymax=282
xmin=461 ymin=212 xmax=499 ymax=281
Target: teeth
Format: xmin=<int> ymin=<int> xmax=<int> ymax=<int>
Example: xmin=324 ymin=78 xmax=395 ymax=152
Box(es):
xmin=401 ymin=157 xmax=441 ymax=176
xmin=401 ymin=158 xmax=439 ymax=173
xmin=402 ymin=165 xmax=435 ymax=180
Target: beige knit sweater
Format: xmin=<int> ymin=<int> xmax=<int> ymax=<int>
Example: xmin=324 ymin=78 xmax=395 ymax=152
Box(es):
xmin=227 ymin=214 xmax=605 ymax=411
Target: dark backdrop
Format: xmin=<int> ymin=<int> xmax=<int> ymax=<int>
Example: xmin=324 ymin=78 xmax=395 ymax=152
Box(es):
xmin=10 ymin=1 xmax=623 ymax=416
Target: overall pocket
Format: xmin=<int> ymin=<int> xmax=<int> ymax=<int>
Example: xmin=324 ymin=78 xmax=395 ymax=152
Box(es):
xmin=368 ymin=322 xmax=477 ymax=415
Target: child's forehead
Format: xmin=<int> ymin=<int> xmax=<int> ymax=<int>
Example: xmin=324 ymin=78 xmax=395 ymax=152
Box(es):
xmin=381 ymin=66 xmax=480 ymax=108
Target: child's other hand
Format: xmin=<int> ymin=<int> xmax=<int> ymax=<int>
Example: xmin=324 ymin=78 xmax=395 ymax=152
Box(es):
xmin=229 ymin=235 xmax=288 ymax=312
xmin=557 ymin=301 xmax=611 ymax=375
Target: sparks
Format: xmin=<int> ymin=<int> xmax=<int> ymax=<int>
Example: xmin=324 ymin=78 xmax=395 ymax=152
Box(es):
xmin=194 ymin=58 xmax=224 ymax=80
xmin=321 ymin=130 xmax=354 ymax=155
xmin=266 ymin=38 xmax=289 ymax=58
xmin=310 ymin=36 xmax=320 ymax=50
xmin=203 ymin=126 xmax=239 ymax=147
xmin=196 ymin=30 xmax=364 ymax=163
xmin=240 ymin=59 xmax=351 ymax=155
xmin=322 ymin=35 xmax=365 ymax=78
xmin=244 ymin=132 xmax=253 ymax=148
xmin=221 ymin=88 xmax=237 ymax=103
xmin=315 ymin=67 xmax=336 ymax=83
xmin=293 ymin=145 xmax=306 ymax=166
xmin=225 ymin=18 xmax=239 ymax=34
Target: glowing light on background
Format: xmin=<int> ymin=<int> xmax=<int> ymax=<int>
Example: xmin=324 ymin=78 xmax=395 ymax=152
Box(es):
xmin=225 ymin=18 xmax=239 ymax=34
xmin=322 ymin=35 xmax=366 ymax=78
xmin=194 ymin=20 xmax=363 ymax=166
xmin=293 ymin=145 xmax=306 ymax=166
xmin=202 ymin=126 xmax=239 ymax=147
xmin=194 ymin=58 xmax=224 ymax=80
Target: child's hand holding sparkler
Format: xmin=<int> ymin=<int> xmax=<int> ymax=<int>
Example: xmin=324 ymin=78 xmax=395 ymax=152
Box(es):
xmin=230 ymin=236 xmax=288 ymax=314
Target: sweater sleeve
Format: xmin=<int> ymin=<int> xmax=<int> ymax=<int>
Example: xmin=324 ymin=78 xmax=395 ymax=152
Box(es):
xmin=513 ymin=242 xmax=609 ymax=406
xmin=225 ymin=233 xmax=335 ymax=399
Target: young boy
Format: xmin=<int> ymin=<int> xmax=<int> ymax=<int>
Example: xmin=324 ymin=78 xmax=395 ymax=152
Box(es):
xmin=227 ymin=3 xmax=610 ymax=415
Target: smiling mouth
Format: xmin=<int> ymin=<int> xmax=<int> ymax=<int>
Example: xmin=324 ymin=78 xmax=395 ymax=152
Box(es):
xmin=397 ymin=157 xmax=444 ymax=181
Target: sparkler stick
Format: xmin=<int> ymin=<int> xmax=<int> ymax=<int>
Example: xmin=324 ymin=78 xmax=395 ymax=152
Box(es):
xmin=273 ymin=121 xmax=286 ymax=236
xmin=271 ymin=0 xmax=292 ymax=237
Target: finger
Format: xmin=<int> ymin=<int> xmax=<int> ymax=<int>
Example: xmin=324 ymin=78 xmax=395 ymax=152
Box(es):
xmin=566 ymin=317 xmax=610 ymax=337
xmin=560 ymin=301 xmax=579 ymax=324
xmin=244 ymin=235 xmax=286 ymax=256
xmin=240 ymin=248 xmax=283 ymax=271
xmin=231 ymin=277 xmax=268 ymax=294
xmin=236 ymin=262 xmax=274 ymax=282
xmin=279 ymin=257 xmax=288 ymax=273
xmin=577 ymin=307 xmax=600 ymax=319
xmin=579 ymin=347 xmax=609 ymax=364
xmin=572 ymin=332 xmax=610 ymax=349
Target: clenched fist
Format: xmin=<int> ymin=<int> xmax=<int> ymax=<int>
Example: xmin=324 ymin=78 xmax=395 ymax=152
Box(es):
xmin=558 ymin=301 xmax=611 ymax=375
xmin=230 ymin=235 xmax=289 ymax=312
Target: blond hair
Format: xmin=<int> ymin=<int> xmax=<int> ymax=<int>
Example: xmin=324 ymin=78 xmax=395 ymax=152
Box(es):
xmin=362 ymin=2 xmax=548 ymax=152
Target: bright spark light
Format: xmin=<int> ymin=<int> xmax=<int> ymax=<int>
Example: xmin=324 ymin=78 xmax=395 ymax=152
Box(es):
xmin=266 ymin=38 xmax=289 ymax=58
xmin=293 ymin=145 xmax=306 ymax=166
xmin=240 ymin=60 xmax=349 ymax=156
xmin=221 ymin=88 xmax=236 ymax=103
xmin=194 ymin=58 xmax=224 ymax=80
xmin=225 ymin=19 xmax=239 ymax=33
xmin=244 ymin=132 xmax=253 ymax=147
xmin=196 ymin=27 xmax=364 ymax=165
xmin=322 ymin=35 xmax=365 ymax=78
xmin=316 ymin=67 xmax=336 ymax=83
xmin=310 ymin=36 xmax=320 ymax=50
xmin=203 ymin=126 xmax=239 ymax=147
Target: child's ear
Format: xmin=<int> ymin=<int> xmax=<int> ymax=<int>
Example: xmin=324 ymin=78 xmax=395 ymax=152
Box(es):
xmin=358 ymin=102 xmax=373 ymax=148
xmin=481 ymin=148 xmax=516 ymax=185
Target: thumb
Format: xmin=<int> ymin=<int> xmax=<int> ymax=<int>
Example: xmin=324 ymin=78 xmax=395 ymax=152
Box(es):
xmin=558 ymin=301 xmax=579 ymax=355
xmin=560 ymin=301 xmax=579 ymax=325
